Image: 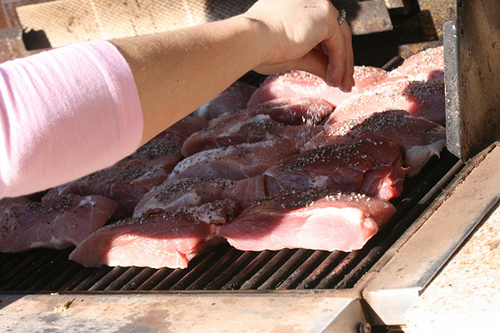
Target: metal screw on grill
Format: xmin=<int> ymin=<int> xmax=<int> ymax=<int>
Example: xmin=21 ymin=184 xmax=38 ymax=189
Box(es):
xmin=359 ymin=322 xmax=372 ymax=333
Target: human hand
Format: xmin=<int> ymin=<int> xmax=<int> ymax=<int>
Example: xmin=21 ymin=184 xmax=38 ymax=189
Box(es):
xmin=241 ymin=0 xmax=354 ymax=92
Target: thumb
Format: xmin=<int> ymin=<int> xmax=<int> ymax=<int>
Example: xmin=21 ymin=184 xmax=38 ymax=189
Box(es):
xmin=293 ymin=48 xmax=330 ymax=83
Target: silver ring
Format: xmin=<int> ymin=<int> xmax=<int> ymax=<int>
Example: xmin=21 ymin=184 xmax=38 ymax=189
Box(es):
xmin=338 ymin=9 xmax=346 ymax=25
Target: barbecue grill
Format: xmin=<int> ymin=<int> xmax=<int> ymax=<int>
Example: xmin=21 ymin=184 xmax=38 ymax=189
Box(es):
xmin=1 ymin=1 xmax=499 ymax=332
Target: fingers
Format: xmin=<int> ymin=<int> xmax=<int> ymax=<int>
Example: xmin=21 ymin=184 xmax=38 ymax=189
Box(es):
xmin=340 ymin=22 xmax=355 ymax=92
xmin=246 ymin=0 xmax=355 ymax=90
xmin=285 ymin=14 xmax=355 ymax=92
xmin=295 ymin=47 xmax=329 ymax=79
xmin=324 ymin=10 xmax=354 ymax=91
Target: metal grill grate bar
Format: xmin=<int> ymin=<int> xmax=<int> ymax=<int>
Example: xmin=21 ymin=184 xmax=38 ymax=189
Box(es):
xmin=239 ymin=249 xmax=296 ymax=290
xmin=258 ymin=249 xmax=315 ymax=290
xmin=204 ymin=250 xmax=258 ymax=290
xmin=220 ymin=250 xmax=275 ymax=290
xmin=278 ymin=250 xmax=332 ymax=290
xmin=121 ymin=268 xmax=157 ymax=291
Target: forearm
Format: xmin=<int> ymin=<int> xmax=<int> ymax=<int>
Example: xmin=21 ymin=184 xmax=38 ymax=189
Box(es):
xmin=112 ymin=16 xmax=268 ymax=145
xmin=112 ymin=0 xmax=354 ymax=145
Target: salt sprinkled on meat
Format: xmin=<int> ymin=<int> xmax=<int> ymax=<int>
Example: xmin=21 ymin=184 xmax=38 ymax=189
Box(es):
xmin=307 ymin=110 xmax=446 ymax=177
xmin=265 ymin=132 xmax=406 ymax=200
xmin=134 ymin=135 xmax=181 ymax=161
xmin=169 ymin=138 xmax=299 ymax=182
xmin=0 ymin=194 xmax=117 ymax=252
xmin=134 ymin=176 xmax=266 ymax=218
xmin=243 ymin=97 xmax=333 ymax=125
xmin=69 ymin=200 xmax=233 ymax=269
xmin=389 ymin=46 xmax=444 ymax=80
xmin=325 ymin=75 xmax=445 ymax=126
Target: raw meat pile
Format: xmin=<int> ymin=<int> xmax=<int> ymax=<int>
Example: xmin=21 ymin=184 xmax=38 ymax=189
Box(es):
xmin=0 ymin=47 xmax=447 ymax=269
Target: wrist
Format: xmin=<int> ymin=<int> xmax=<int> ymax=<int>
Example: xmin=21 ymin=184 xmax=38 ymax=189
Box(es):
xmin=233 ymin=14 xmax=274 ymax=71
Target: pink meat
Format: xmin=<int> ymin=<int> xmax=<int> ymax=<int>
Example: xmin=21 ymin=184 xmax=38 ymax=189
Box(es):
xmin=132 ymin=131 xmax=184 ymax=172
xmin=43 ymin=158 xmax=168 ymax=217
xmin=389 ymin=46 xmax=444 ymax=80
xmin=69 ymin=203 xmax=232 ymax=269
xmin=181 ymin=114 xmax=287 ymax=157
xmin=264 ymin=132 xmax=406 ymax=201
xmin=281 ymin=124 xmax=324 ymax=150
xmin=0 ymin=196 xmax=30 ymax=214
xmin=167 ymin=115 xmax=210 ymax=139
xmin=353 ymin=66 xmax=390 ymax=88
xmin=131 ymin=116 xmax=209 ymax=171
xmin=195 ymin=81 xmax=257 ymax=119
xmin=243 ymin=97 xmax=333 ymax=125
xmin=133 ymin=176 xmax=267 ymax=217
xmin=306 ymin=110 xmax=446 ymax=177
xmin=221 ymin=188 xmax=396 ymax=252
xmin=325 ymin=74 xmax=445 ymax=126
xmin=181 ymin=113 xmax=321 ymax=157
xmin=169 ymin=138 xmax=300 ymax=182
xmin=247 ymin=67 xmax=388 ymax=107
xmin=174 ymin=199 xmax=242 ymax=225
xmin=0 ymin=194 xmax=117 ymax=252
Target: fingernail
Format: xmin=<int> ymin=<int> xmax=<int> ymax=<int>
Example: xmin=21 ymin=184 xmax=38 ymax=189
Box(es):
xmin=340 ymin=83 xmax=352 ymax=93
xmin=340 ymin=76 xmax=355 ymax=92
xmin=326 ymin=72 xmax=334 ymax=86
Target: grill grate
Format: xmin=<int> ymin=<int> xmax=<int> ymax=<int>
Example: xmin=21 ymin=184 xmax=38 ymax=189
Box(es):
xmin=0 ymin=151 xmax=463 ymax=292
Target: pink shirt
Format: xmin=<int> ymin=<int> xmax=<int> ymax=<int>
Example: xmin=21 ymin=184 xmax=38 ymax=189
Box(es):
xmin=0 ymin=40 xmax=143 ymax=198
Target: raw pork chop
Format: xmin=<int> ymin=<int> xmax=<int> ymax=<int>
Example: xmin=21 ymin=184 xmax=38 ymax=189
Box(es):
xmin=389 ymin=46 xmax=444 ymax=80
xmin=168 ymin=138 xmax=300 ymax=182
xmin=247 ymin=67 xmax=388 ymax=107
xmin=221 ymin=188 xmax=396 ymax=252
xmin=325 ymin=74 xmax=445 ymax=126
xmin=0 ymin=196 xmax=30 ymax=214
xmin=182 ymin=114 xmax=285 ymax=157
xmin=0 ymin=194 xmax=117 ymax=252
xmin=243 ymin=97 xmax=333 ymax=125
xmin=265 ymin=132 xmax=406 ymax=201
xmin=306 ymin=110 xmax=446 ymax=177
xmin=134 ymin=176 xmax=267 ymax=217
xmin=69 ymin=201 xmax=233 ymax=269
xmin=181 ymin=113 xmax=321 ymax=157
xmin=132 ymin=115 xmax=209 ymax=170
xmin=131 ymin=131 xmax=184 ymax=172
xmin=167 ymin=115 xmax=209 ymax=138
xmin=43 ymin=158 xmax=168 ymax=217
xmin=194 ymin=81 xmax=257 ymax=119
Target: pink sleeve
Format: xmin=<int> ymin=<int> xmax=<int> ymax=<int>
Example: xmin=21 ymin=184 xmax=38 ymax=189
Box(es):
xmin=0 ymin=40 xmax=143 ymax=198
